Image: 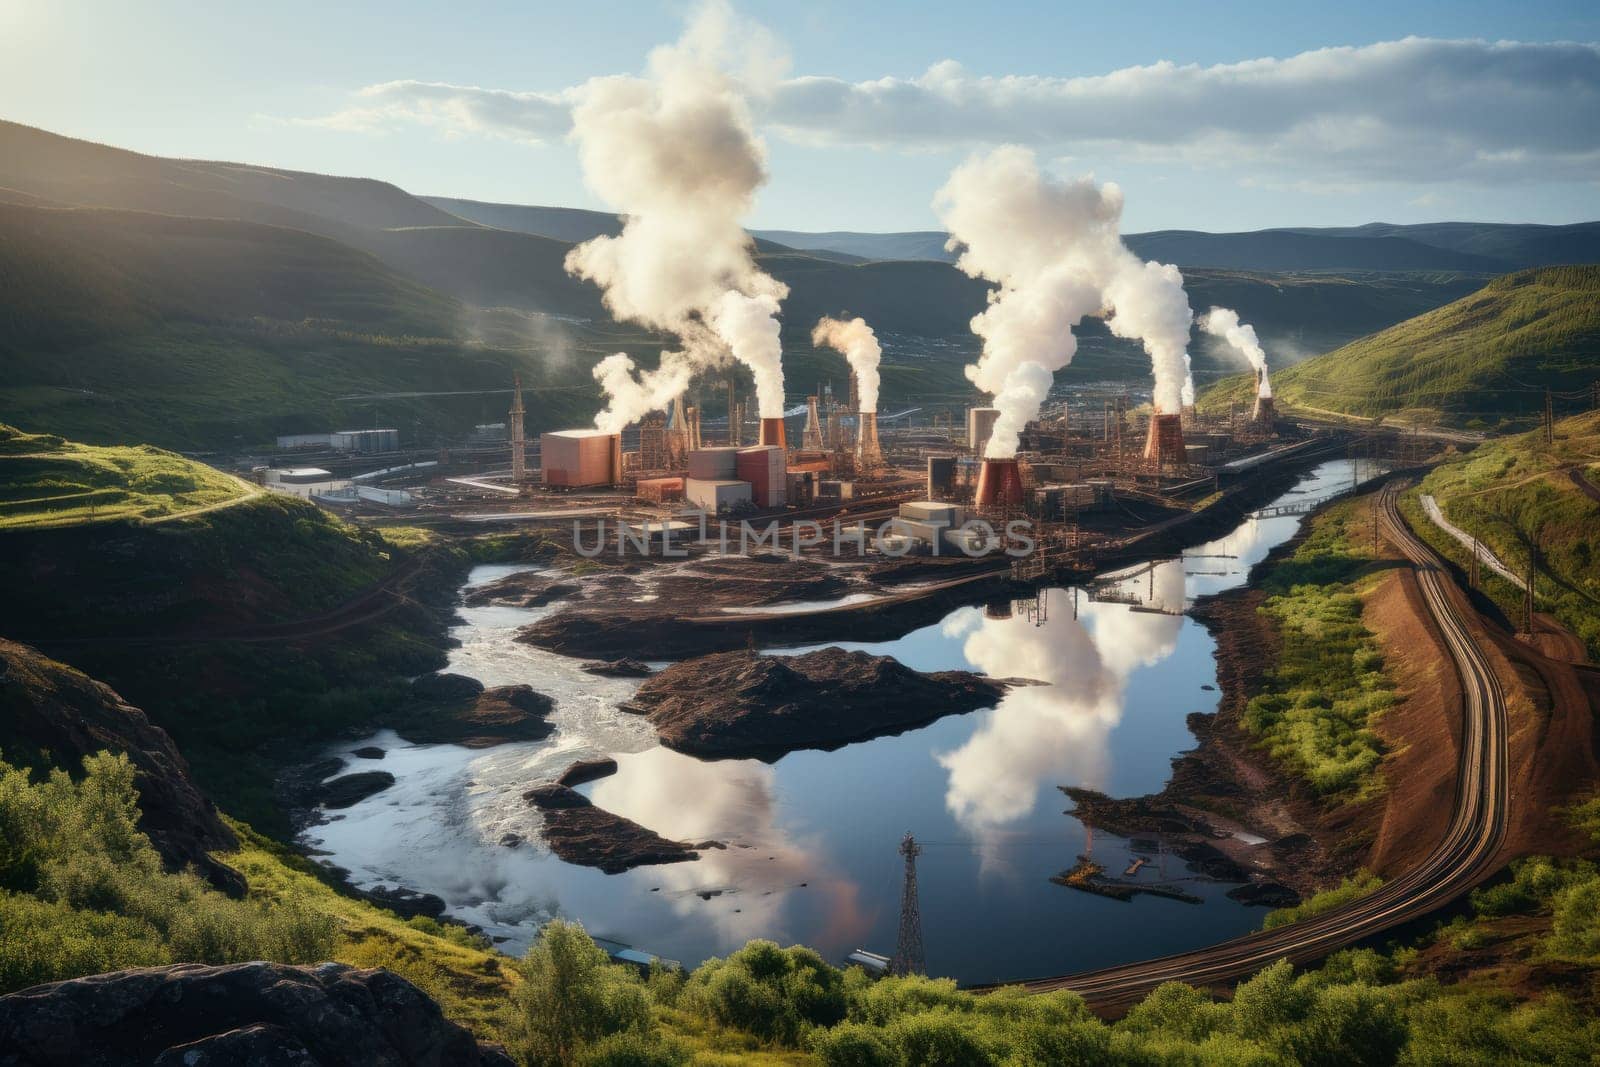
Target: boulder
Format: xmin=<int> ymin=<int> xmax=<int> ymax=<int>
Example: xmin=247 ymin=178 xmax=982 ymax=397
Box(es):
xmin=623 ymin=647 xmax=1007 ymax=759
xmin=318 ymin=771 xmax=395 ymax=809
xmin=580 ymin=659 xmax=655 ymax=678
xmin=557 ymin=758 xmax=619 ymax=788
xmin=0 ymin=961 xmax=513 ymax=1066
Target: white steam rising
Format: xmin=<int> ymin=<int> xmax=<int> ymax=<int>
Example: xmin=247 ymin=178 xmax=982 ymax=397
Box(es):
xmin=809 ymin=316 xmax=882 ymax=412
xmin=565 ymin=2 xmax=789 ymax=429
xmin=1199 ymin=306 xmax=1271 ymax=398
xmin=934 ymin=146 xmax=1195 ymax=458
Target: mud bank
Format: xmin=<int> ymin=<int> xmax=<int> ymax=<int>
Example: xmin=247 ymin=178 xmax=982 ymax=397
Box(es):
xmin=522 ymin=783 xmax=718 ymax=874
xmin=622 ymin=646 xmax=1009 ymax=759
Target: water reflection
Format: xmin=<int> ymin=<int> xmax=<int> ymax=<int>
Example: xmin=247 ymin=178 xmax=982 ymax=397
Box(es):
xmin=936 ymin=562 xmax=1188 ymax=852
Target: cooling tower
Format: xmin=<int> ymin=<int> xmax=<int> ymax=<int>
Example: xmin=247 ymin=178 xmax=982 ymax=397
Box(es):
xmin=1143 ymin=413 xmax=1186 ymax=468
xmin=759 ymin=417 xmax=787 ymax=449
xmin=974 ymin=457 xmax=1025 ymax=510
xmin=856 ymin=411 xmax=883 ymax=470
xmin=1252 ymin=394 xmax=1276 ymax=428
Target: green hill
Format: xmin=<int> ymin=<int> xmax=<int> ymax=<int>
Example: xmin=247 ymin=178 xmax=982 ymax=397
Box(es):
xmin=1202 ymin=266 xmax=1600 ymax=428
xmin=0 ymin=423 xmax=254 ymax=529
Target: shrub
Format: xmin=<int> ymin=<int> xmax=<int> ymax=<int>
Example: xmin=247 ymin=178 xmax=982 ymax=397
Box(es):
xmin=813 ymin=1022 xmax=898 ymax=1067
xmin=681 ymin=940 xmax=847 ymax=1044
xmin=510 ymin=921 xmax=656 ymax=1066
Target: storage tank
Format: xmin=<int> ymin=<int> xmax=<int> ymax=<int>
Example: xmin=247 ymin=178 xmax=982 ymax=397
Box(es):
xmin=541 ymin=430 xmax=621 ymax=487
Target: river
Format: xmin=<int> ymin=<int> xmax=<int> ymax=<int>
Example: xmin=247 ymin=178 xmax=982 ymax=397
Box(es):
xmin=302 ymin=458 xmax=1378 ymax=982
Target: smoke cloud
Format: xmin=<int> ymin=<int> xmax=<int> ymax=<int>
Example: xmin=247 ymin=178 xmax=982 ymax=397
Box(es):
xmin=564 ymin=2 xmax=789 ymax=428
xmin=934 ymin=146 xmax=1194 ymax=458
xmin=809 ymin=316 xmax=882 ymax=412
xmin=1199 ymin=306 xmax=1271 ymax=398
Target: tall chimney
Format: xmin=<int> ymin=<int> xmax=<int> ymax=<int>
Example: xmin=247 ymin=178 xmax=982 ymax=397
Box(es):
xmin=508 ymin=373 xmax=526 ymax=483
xmin=856 ymin=411 xmax=883 ymax=471
xmin=759 ymin=416 xmax=786 ymax=449
xmin=1143 ymin=413 xmax=1186 ymax=468
xmin=1252 ymin=392 xmax=1276 ymax=430
xmin=802 ymin=396 xmax=824 ymax=450
xmin=974 ymin=457 xmax=1025 ymax=510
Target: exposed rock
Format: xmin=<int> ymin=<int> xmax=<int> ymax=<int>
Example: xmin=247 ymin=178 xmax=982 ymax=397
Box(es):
xmin=464 ymin=572 xmax=583 ymax=608
xmin=524 ymin=783 xmax=708 ymax=874
xmin=498 ymin=832 xmax=524 ymax=849
xmin=581 ymin=658 xmax=655 ymax=678
xmin=1227 ymin=882 xmax=1302 ymax=908
xmin=362 ymin=884 xmax=448 ymax=919
xmin=397 ymin=683 xmax=556 ymax=748
xmin=622 ymin=647 xmax=1007 ymax=759
xmin=318 ymin=771 xmax=396 ymax=809
xmin=352 ymin=746 xmax=386 ymax=760
xmin=409 ymin=672 xmax=484 ymax=703
xmin=0 ymin=639 xmax=240 ymax=893
xmin=558 ymin=757 xmax=619 ymax=787
xmin=0 ymin=961 xmax=513 ymax=1066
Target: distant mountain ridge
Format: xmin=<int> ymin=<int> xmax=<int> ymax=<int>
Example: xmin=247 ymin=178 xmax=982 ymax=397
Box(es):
xmin=0 ymin=118 xmax=1529 ymax=447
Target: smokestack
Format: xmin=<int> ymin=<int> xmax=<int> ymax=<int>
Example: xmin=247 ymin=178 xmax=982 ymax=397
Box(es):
xmin=974 ymin=457 xmax=1025 ymax=510
xmin=759 ymin=417 xmax=786 ymax=449
xmin=1252 ymin=391 xmax=1276 ymax=429
xmin=802 ymin=396 xmax=824 ymax=450
xmin=1143 ymin=413 xmax=1186 ymax=468
xmin=856 ymin=411 xmax=883 ymax=471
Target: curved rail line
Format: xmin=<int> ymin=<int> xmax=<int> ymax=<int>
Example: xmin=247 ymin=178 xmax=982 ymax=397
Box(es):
xmin=983 ymin=480 xmax=1510 ymax=1010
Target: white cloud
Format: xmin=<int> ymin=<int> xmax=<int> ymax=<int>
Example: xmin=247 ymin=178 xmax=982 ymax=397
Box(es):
xmin=292 ymin=36 xmax=1600 ymax=184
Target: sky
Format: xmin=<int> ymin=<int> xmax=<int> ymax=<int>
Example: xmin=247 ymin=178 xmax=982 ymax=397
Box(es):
xmin=2 ymin=0 xmax=1597 ymax=233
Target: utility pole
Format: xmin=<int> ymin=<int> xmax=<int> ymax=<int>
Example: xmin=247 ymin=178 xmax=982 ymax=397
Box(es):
xmin=1524 ymin=539 xmax=1538 ymax=635
xmin=1544 ymin=388 xmax=1555 ymax=446
xmin=892 ymin=832 xmax=925 ymax=976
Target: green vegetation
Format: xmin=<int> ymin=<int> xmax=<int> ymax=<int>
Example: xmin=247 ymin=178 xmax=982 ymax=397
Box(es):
xmin=0 ymin=423 xmax=252 ymax=528
xmin=1404 ymin=410 xmax=1600 ymax=659
xmin=0 ymin=751 xmax=336 ymax=993
xmin=1245 ymin=502 xmax=1398 ymax=796
xmin=1203 ymin=266 xmax=1600 ymax=428
xmin=1265 ymin=870 xmax=1384 ymax=930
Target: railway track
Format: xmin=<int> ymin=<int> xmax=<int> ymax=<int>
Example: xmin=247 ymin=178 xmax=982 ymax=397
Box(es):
xmin=985 ymin=480 xmax=1510 ymax=1009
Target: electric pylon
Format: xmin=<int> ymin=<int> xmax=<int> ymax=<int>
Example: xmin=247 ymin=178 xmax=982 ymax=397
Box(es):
xmin=892 ymin=832 xmax=925 ymax=976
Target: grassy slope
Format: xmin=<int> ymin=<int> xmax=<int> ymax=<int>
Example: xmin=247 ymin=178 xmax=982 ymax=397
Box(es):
xmin=1403 ymin=411 xmax=1600 ymax=658
xmin=1245 ymin=500 xmax=1398 ymax=797
xmin=0 ymin=423 xmax=253 ymax=528
xmin=1203 ymin=266 xmax=1600 ymax=428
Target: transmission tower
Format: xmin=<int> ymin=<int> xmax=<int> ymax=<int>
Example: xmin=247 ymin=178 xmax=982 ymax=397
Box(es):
xmin=892 ymin=832 xmax=925 ymax=976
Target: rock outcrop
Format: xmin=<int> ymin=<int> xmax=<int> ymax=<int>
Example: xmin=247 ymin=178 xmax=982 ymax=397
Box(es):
xmin=0 ymin=961 xmax=512 ymax=1065
xmin=523 ymin=784 xmax=709 ymax=874
xmin=318 ymin=771 xmax=396 ymax=809
xmin=0 ymin=640 xmax=239 ymax=892
xmin=557 ymin=758 xmax=618 ymax=788
xmin=399 ymin=679 xmax=557 ymax=747
xmin=622 ymin=647 xmax=1007 ymax=759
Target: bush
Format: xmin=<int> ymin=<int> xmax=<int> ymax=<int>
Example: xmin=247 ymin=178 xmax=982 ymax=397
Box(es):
xmin=814 ymin=1022 xmax=898 ymax=1067
xmin=681 ymin=940 xmax=847 ymax=1044
xmin=510 ymin=921 xmax=657 ymax=1066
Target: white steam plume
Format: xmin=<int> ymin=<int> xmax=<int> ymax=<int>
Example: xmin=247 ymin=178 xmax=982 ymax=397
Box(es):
xmin=934 ymin=146 xmax=1195 ymax=457
xmin=809 ymin=316 xmax=881 ymax=412
xmin=565 ymin=2 xmax=789 ymax=428
xmin=1199 ymin=306 xmax=1271 ymax=398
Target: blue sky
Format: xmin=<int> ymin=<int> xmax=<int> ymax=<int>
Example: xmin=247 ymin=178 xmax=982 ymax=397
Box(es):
xmin=3 ymin=0 xmax=1597 ymax=231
